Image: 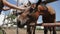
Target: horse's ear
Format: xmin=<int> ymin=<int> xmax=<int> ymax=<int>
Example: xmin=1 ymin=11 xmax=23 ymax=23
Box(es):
xmin=27 ymin=0 xmax=31 ymax=6
xmin=38 ymin=5 xmax=44 ymax=10
xmin=42 ymin=0 xmax=58 ymax=4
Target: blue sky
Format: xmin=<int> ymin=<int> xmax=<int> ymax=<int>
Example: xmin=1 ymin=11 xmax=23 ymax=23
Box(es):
xmin=2 ymin=0 xmax=60 ymax=22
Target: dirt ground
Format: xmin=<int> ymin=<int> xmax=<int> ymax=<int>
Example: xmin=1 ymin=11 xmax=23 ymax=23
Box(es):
xmin=4 ymin=28 xmax=60 ymax=34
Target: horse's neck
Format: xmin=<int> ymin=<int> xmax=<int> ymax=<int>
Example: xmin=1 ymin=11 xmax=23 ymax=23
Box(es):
xmin=29 ymin=7 xmax=37 ymax=15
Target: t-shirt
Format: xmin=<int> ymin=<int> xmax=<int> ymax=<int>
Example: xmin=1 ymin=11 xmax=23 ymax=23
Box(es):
xmin=0 ymin=0 xmax=4 ymax=26
xmin=0 ymin=14 xmax=5 ymax=26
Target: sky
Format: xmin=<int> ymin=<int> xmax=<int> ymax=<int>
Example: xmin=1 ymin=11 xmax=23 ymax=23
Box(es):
xmin=2 ymin=0 xmax=60 ymax=23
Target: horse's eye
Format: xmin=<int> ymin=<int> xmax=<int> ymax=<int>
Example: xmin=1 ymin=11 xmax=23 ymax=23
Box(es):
xmin=24 ymin=6 xmax=27 ymax=7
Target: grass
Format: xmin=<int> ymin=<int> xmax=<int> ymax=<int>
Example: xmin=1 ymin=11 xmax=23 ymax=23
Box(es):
xmin=0 ymin=31 xmax=2 ymax=34
xmin=36 ymin=28 xmax=60 ymax=31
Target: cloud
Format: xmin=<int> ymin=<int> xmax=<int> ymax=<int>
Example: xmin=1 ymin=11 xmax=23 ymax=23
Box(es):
xmin=14 ymin=0 xmax=28 ymax=5
xmin=29 ymin=0 xmax=38 ymax=3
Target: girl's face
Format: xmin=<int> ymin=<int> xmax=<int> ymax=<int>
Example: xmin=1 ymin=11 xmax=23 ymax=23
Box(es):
xmin=31 ymin=4 xmax=36 ymax=8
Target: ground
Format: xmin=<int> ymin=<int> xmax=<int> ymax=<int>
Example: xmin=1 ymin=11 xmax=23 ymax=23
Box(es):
xmin=2 ymin=28 xmax=60 ymax=34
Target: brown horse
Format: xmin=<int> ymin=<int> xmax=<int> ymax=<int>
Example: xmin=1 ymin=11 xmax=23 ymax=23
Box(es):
xmin=17 ymin=3 xmax=40 ymax=34
xmin=17 ymin=3 xmax=56 ymax=34
xmin=38 ymin=5 xmax=56 ymax=34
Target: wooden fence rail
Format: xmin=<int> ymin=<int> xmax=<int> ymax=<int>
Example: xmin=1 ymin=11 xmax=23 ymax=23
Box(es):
xmin=36 ymin=23 xmax=60 ymax=27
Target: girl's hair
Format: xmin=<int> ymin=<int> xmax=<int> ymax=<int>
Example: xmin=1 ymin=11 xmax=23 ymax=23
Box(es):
xmin=36 ymin=0 xmax=42 ymax=7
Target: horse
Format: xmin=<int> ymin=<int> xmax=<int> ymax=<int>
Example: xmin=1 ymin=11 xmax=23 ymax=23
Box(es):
xmin=37 ymin=4 xmax=56 ymax=34
xmin=17 ymin=3 xmax=40 ymax=34
xmin=16 ymin=3 xmax=56 ymax=34
xmin=17 ymin=1 xmax=56 ymax=34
